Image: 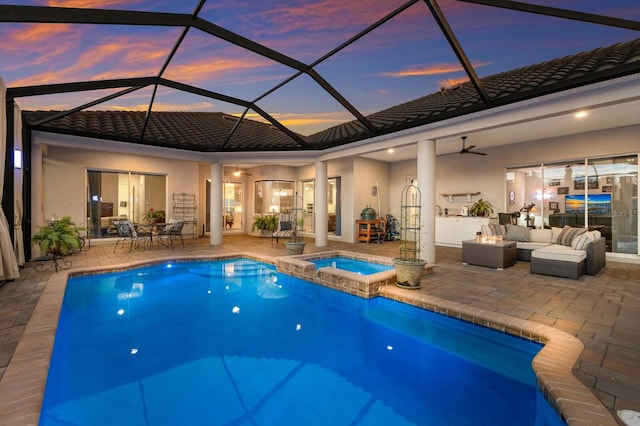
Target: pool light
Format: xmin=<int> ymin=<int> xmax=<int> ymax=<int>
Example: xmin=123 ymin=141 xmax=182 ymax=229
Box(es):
xmin=117 ymin=309 xmax=125 ymax=316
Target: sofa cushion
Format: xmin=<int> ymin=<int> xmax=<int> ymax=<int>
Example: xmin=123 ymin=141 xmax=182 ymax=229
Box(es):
xmin=571 ymin=232 xmax=595 ymax=250
xmin=505 ymin=224 xmax=530 ymax=242
xmin=531 ymin=244 xmax=587 ymax=263
xmin=556 ymin=226 xmax=586 ymax=246
xmin=551 ymin=227 xmax=563 ymax=244
xmin=530 ymin=228 xmax=552 ymax=243
xmin=517 ymin=242 xmax=551 ymax=251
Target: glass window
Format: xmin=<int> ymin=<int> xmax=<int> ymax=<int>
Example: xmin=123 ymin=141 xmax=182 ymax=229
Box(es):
xmin=254 ymin=180 xmax=294 ymax=214
xmin=329 ymin=177 xmax=341 ymax=236
xmin=224 ymin=182 xmax=243 ymax=231
xmin=506 ymin=154 xmax=638 ymax=254
xmin=205 ymin=180 xmax=244 ymax=232
xmin=87 ymin=170 xmax=166 ymax=239
xmin=302 ymin=180 xmax=315 ymax=234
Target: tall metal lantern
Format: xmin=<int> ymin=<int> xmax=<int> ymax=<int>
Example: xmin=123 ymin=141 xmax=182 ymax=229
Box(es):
xmin=393 ymin=183 xmax=426 ymax=288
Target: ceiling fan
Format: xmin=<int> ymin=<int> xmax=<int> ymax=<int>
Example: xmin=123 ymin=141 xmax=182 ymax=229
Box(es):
xmin=226 ymin=164 xmax=252 ymax=177
xmin=459 ymin=136 xmax=487 ymax=156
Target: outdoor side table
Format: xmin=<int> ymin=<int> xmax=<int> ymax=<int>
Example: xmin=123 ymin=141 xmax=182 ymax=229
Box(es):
xmin=462 ymin=239 xmax=517 ymax=269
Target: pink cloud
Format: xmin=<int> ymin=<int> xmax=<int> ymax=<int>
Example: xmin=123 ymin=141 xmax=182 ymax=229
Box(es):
xmin=381 ymin=61 xmax=491 ymax=78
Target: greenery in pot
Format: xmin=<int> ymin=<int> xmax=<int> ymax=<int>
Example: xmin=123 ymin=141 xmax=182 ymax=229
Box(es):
xmin=145 ymin=208 xmax=164 ymax=223
xmin=469 ymin=198 xmax=494 ymax=217
xmin=32 ymin=215 xmax=84 ymax=256
xmin=251 ymin=214 xmax=278 ymax=233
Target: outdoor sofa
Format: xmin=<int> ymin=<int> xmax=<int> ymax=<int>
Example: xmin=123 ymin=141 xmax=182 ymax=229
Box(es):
xmin=482 ymin=224 xmax=606 ymax=279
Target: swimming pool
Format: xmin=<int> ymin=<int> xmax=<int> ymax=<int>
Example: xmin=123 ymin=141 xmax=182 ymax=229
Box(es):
xmin=310 ymin=256 xmax=393 ymax=275
xmin=40 ymin=259 xmax=565 ymax=426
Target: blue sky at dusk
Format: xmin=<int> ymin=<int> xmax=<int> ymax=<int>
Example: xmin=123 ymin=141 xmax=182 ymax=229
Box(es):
xmin=0 ymin=1 xmax=638 ymax=136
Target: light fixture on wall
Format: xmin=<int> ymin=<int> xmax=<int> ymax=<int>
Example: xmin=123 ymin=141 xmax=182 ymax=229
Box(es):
xmin=14 ymin=149 xmax=22 ymax=169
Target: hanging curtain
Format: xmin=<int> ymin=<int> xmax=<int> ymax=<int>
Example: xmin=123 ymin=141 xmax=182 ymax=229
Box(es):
xmin=13 ymin=103 xmax=25 ymax=266
xmin=0 ymin=76 xmax=20 ymax=280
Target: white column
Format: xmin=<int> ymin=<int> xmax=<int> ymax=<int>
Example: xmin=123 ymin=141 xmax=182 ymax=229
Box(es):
xmin=315 ymin=161 xmax=328 ymax=247
xmin=210 ymin=163 xmax=223 ymax=245
xmin=417 ymin=139 xmax=436 ymax=264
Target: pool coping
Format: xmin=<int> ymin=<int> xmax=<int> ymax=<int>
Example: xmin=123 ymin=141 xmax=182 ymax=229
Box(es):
xmin=0 ymin=253 xmax=616 ymax=426
xmin=275 ymin=250 xmax=398 ymax=298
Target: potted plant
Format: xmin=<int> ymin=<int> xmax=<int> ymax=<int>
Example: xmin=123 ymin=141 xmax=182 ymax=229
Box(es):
xmin=32 ymin=216 xmax=84 ymax=271
xmin=393 ymin=184 xmax=427 ymax=289
xmin=145 ymin=207 xmax=164 ymax=224
xmin=251 ymin=214 xmax=278 ymax=236
xmin=469 ymin=198 xmax=494 ymax=217
xmin=285 ymin=192 xmax=306 ymax=255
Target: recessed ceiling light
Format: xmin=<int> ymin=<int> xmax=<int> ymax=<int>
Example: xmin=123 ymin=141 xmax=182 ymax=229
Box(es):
xmin=387 ymin=148 xmax=395 ymax=153
xmin=574 ymin=111 xmax=588 ymax=118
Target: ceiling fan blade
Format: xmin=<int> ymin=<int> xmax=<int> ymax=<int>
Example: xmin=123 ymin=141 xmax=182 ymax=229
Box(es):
xmin=469 ymin=150 xmax=487 ymax=155
xmin=467 ymin=145 xmax=477 ymax=150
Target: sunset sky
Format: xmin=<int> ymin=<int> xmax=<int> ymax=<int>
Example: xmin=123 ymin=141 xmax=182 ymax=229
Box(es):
xmin=0 ymin=1 xmax=638 ymax=135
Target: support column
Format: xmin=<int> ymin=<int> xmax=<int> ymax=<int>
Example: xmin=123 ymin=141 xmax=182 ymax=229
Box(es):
xmin=210 ymin=162 xmax=223 ymax=246
xmin=417 ymin=139 xmax=436 ymax=264
xmin=315 ymin=161 xmax=328 ymax=247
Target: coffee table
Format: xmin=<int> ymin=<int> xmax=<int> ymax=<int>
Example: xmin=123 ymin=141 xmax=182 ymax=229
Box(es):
xmin=462 ymin=239 xmax=517 ymax=269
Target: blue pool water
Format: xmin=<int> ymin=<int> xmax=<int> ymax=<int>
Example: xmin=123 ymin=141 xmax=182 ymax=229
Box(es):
xmin=311 ymin=256 xmax=393 ymax=274
xmin=40 ymin=259 xmax=565 ymax=426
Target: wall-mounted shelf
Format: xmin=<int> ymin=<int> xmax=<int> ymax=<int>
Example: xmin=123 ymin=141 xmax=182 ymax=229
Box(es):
xmin=440 ymin=192 xmax=480 ymax=202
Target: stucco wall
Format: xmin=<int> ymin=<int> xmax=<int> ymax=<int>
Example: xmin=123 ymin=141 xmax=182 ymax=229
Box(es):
xmin=31 ymin=124 xmax=638 ymax=255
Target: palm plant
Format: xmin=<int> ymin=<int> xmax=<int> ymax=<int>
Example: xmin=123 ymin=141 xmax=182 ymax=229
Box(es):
xmin=32 ymin=216 xmax=84 ymax=256
xmin=251 ymin=214 xmax=278 ymax=233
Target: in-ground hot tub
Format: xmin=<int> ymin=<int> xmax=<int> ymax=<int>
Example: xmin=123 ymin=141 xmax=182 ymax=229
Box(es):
xmin=275 ymin=250 xmax=401 ymax=298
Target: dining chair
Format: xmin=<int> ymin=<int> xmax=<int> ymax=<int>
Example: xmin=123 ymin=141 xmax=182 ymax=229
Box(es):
xmin=113 ymin=220 xmax=140 ymax=252
xmin=158 ymin=220 xmax=185 ymax=249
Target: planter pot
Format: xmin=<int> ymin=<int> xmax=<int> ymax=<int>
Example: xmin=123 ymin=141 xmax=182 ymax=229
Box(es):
xmin=285 ymin=241 xmax=305 ymax=255
xmin=393 ymin=258 xmax=427 ymax=289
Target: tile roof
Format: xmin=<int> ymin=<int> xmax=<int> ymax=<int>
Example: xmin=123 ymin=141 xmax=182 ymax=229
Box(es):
xmin=23 ymin=37 xmax=640 ymax=153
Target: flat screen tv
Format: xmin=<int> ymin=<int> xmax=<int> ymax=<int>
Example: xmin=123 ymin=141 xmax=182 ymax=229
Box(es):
xmin=565 ymin=194 xmax=611 ymax=215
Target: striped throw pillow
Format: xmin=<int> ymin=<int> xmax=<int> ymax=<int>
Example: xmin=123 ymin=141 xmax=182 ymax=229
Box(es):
xmin=557 ymin=226 xmax=586 ymax=247
xmin=571 ymin=233 xmax=594 ymax=251
xmin=488 ymin=223 xmax=506 ymax=238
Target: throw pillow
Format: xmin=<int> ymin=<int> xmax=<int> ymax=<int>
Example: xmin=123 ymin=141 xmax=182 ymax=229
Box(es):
xmin=557 ymin=226 xmax=586 ymax=247
xmin=481 ymin=224 xmax=493 ymax=236
xmin=488 ymin=223 xmax=506 ymax=238
xmin=587 ymin=230 xmax=601 ymax=240
xmin=551 ymin=227 xmax=563 ymax=244
xmin=571 ymin=233 xmax=595 ymax=250
xmin=505 ymin=224 xmax=530 ymax=242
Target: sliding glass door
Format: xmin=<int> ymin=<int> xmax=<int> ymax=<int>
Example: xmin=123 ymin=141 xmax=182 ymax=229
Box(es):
xmin=87 ymin=170 xmax=166 ymax=239
xmin=505 ymin=155 xmax=638 ymax=254
xmin=205 ymin=180 xmax=244 ymax=232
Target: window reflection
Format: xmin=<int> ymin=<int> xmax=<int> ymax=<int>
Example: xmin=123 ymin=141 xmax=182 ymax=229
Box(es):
xmin=87 ymin=170 xmax=166 ymax=238
xmin=505 ymin=155 xmax=638 ymax=254
xmin=254 ymin=180 xmax=294 ymax=214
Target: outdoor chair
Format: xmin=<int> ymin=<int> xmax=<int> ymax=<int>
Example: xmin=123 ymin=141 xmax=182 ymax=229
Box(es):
xmin=271 ymin=213 xmax=293 ymax=246
xmin=113 ymin=220 xmax=142 ymax=252
xmin=158 ymin=220 xmax=185 ymax=249
xmin=135 ymin=223 xmax=154 ymax=249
